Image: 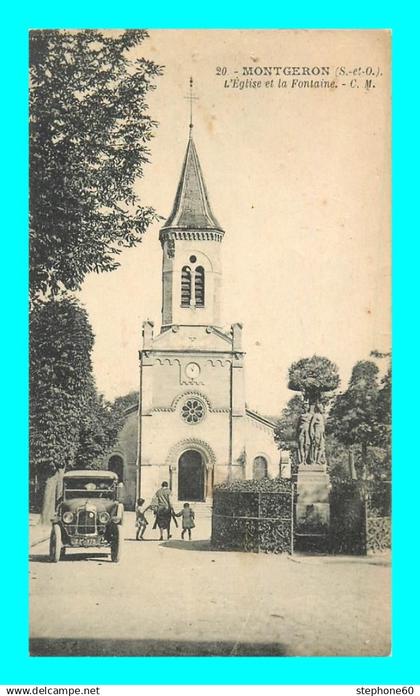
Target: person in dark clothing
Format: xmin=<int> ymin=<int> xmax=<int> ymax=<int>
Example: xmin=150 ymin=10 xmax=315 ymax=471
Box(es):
xmin=175 ymin=502 xmax=195 ymax=540
xmin=152 ymin=481 xmax=177 ymax=541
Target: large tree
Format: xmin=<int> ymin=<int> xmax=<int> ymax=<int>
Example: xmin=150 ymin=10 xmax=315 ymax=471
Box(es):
xmin=327 ymin=360 xmax=383 ymax=479
xmin=76 ymin=390 xmax=140 ymax=469
xmin=30 ymin=29 xmax=162 ymax=301
xmin=30 ymin=298 xmax=96 ymax=522
xmin=74 ymin=390 xmax=116 ymax=471
xmin=29 ymin=30 xmax=162 ymax=519
xmin=30 ymin=300 xmax=140 ymax=521
xmin=288 ymin=355 xmax=340 ymax=408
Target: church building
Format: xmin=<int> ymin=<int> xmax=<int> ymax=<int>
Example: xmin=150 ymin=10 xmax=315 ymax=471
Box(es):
xmin=110 ymin=125 xmax=285 ymax=510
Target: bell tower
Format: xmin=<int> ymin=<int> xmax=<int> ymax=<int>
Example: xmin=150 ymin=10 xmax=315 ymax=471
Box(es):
xmin=159 ymin=84 xmax=224 ymax=329
xmin=115 ymin=80 xmax=281 ymax=511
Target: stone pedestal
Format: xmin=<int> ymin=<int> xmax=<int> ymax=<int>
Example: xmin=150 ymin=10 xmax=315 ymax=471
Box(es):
xmin=295 ymin=468 xmax=331 ymax=534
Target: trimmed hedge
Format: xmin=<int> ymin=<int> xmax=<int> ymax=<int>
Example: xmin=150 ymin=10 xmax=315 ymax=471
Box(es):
xmin=329 ymin=480 xmax=391 ymax=555
xmin=212 ymin=478 xmax=293 ymax=554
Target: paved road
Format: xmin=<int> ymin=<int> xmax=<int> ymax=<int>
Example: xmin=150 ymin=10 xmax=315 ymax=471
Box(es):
xmin=30 ymin=512 xmax=390 ymax=657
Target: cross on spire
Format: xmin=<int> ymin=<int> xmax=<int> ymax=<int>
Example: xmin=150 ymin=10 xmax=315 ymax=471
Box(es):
xmin=185 ymin=76 xmax=198 ymax=133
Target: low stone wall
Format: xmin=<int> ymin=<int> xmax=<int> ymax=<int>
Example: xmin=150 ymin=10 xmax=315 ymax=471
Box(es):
xmin=211 ymin=479 xmax=293 ymax=554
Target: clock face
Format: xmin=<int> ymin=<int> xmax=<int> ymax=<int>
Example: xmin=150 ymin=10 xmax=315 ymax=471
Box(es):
xmin=185 ymin=362 xmax=200 ymax=379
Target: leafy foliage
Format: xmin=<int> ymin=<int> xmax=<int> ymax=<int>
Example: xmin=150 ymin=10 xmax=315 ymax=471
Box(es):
xmin=275 ymin=355 xmax=391 ymax=482
xmin=277 ymin=357 xmax=339 ymax=475
xmin=29 ymin=30 xmax=160 ymax=518
xmin=110 ymin=391 xmax=139 ymax=422
xmin=30 ymin=297 xmax=96 ymax=480
xmin=212 ymin=483 xmax=293 ymax=554
xmin=75 ymin=390 xmax=139 ymax=470
xmin=376 ymin=366 xmax=391 ymax=447
xmin=327 ymin=360 xmax=391 ymax=479
xmin=329 ymin=478 xmax=391 ymax=554
xmin=102 ymin=391 xmax=139 ymax=453
xmin=288 ymin=355 xmax=340 ymax=404
xmin=75 ymin=391 xmax=114 ymax=470
xmin=327 ymin=361 xmax=381 ymax=449
xmin=30 ymin=298 xmax=132 ymax=515
xmin=274 ymin=395 xmax=304 ymax=451
xmin=30 ymin=298 xmax=139 ymax=478
xmin=214 ymin=478 xmax=293 ymax=493
xmin=30 ymin=29 xmax=162 ymax=300
xmin=325 ymin=435 xmax=354 ymax=480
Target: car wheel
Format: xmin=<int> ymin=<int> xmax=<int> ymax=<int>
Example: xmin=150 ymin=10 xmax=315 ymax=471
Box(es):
xmin=110 ymin=524 xmax=121 ymax=563
xmin=49 ymin=524 xmax=62 ymax=563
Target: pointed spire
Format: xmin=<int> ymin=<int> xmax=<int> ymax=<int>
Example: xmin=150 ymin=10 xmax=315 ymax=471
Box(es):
xmin=162 ymin=135 xmax=223 ymax=231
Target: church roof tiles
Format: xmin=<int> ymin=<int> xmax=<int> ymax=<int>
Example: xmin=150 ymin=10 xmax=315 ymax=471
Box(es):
xmin=162 ymin=134 xmax=223 ymax=232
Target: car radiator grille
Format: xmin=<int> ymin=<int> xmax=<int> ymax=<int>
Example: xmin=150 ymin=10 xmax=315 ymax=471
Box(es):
xmin=77 ymin=509 xmax=96 ymax=535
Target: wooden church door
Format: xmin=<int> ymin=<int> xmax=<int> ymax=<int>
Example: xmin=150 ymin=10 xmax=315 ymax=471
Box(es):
xmin=178 ymin=450 xmax=205 ymax=502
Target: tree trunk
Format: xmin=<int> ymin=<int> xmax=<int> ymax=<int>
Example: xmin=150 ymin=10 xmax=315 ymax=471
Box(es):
xmin=39 ymin=469 xmax=64 ymax=525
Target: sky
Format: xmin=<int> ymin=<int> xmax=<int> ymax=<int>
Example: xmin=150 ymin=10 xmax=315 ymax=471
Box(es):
xmin=78 ymin=30 xmax=391 ymax=416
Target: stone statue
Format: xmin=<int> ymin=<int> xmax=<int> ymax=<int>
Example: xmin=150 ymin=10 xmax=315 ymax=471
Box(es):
xmin=309 ymin=404 xmax=326 ymax=466
xmin=297 ymin=403 xmax=312 ymax=465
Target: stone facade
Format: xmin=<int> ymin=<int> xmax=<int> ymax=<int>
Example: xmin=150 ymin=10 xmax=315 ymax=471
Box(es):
xmin=109 ymin=131 xmax=287 ymax=510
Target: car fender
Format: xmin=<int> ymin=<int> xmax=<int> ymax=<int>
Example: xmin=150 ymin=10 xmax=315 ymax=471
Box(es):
xmin=112 ymin=502 xmax=124 ymax=524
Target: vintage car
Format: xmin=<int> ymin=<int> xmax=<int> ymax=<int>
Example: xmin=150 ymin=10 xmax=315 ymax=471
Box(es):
xmin=49 ymin=470 xmax=124 ymax=563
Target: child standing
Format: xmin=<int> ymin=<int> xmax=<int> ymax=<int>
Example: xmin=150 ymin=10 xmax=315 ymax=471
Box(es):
xmin=175 ymin=503 xmax=195 ymax=540
xmin=135 ymin=498 xmax=148 ymax=540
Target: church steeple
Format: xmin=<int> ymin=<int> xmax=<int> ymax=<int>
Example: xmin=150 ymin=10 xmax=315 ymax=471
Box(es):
xmin=161 ymin=135 xmax=223 ymax=233
xmin=160 ymin=116 xmax=224 ymax=330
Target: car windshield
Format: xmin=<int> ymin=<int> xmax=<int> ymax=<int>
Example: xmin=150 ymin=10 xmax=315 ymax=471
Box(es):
xmin=63 ymin=478 xmax=116 ymax=500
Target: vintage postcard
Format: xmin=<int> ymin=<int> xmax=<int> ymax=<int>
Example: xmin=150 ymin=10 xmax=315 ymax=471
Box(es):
xmin=29 ymin=29 xmax=391 ymax=657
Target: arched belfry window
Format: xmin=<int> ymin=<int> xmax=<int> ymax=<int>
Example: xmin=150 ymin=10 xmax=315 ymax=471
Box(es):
xmin=181 ymin=266 xmax=191 ymax=307
xmin=195 ymin=266 xmax=205 ymax=307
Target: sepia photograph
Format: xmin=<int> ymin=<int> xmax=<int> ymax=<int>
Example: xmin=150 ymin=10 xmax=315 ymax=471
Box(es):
xmin=29 ymin=29 xmax=391 ymax=657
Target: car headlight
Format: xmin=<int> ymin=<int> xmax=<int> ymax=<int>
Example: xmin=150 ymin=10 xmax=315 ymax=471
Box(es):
xmin=62 ymin=511 xmax=74 ymax=524
xmin=98 ymin=512 xmax=110 ymax=524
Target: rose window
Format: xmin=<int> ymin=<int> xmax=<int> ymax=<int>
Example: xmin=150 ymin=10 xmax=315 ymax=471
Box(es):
xmin=181 ymin=398 xmax=205 ymax=424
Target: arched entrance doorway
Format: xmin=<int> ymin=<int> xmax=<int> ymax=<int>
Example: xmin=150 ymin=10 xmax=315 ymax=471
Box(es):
xmin=253 ymin=455 xmax=268 ymax=480
xmin=108 ymin=454 xmax=124 ymax=482
xmin=178 ymin=450 xmax=205 ymax=502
